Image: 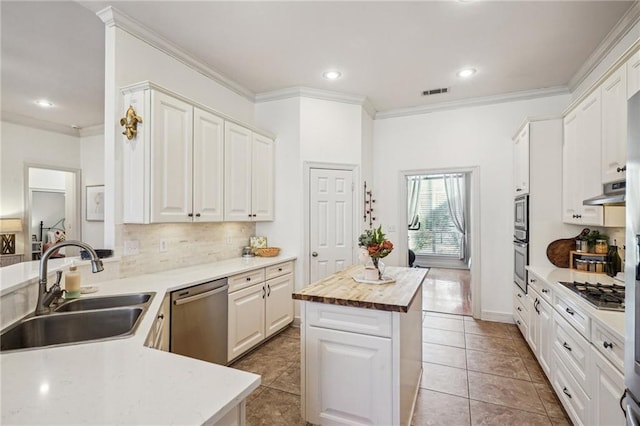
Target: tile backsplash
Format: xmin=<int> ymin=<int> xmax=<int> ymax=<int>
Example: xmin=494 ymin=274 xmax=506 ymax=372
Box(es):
xmin=117 ymin=222 xmax=256 ymax=277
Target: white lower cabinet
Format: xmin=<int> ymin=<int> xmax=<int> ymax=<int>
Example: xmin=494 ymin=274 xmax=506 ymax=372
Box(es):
xmin=306 ymin=326 xmax=392 ymax=425
xmin=590 ymin=346 xmax=626 ymax=426
xmin=552 ymin=350 xmax=591 ymax=426
xmin=529 ymin=288 xmax=553 ymax=376
xmin=145 ymin=294 xmax=171 ymax=351
xmin=227 ymin=261 xmax=294 ymax=362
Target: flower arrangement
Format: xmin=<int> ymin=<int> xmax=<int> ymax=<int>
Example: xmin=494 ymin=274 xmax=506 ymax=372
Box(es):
xmin=358 ymin=226 xmax=393 ymax=279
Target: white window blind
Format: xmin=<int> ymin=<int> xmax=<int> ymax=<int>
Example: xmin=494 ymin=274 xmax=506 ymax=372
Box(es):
xmin=408 ymin=175 xmax=463 ymax=257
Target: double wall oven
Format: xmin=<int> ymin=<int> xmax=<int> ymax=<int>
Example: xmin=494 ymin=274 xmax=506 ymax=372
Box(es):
xmin=514 ymin=195 xmax=529 ymax=293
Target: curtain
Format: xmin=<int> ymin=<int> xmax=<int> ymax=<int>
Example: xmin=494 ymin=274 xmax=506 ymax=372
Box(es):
xmin=443 ymin=174 xmax=467 ymax=259
xmin=407 ymin=176 xmax=422 ymax=227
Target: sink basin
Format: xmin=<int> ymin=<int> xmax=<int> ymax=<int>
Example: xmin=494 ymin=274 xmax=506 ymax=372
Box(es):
xmin=0 ymin=307 xmax=144 ymax=352
xmin=54 ymin=293 xmax=154 ymax=312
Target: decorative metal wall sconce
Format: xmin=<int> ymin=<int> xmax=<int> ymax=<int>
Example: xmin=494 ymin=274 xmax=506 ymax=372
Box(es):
xmin=120 ymin=105 xmax=143 ymax=140
xmin=363 ymin=181 xmax=376 ymax=228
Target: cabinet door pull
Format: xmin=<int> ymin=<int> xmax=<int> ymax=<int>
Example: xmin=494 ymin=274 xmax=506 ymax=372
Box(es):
xmin=534 ymin=299 xmax=540 ymax=315
xmin=541 ymin=289 xmax=549 ymax=294
xmin=562 ymin=387 xmax=572 ymax=399
xmin=246 ymin=277 xmax=251 ymax=281
xmin=517 ymin=306 xmax=522 ymax=312
xmin=617 ymin=166 xmax=627 ymax=172
xmin=262 ymin=285 xmax=265 ymax=299
xmin=278 ymin=267 xmax=283 ymax=272
xmin=516 ymin=188 xmax=522 ymax=192
xmin=562 ymin=342 xmax=572 ymax=352
xmin=565 ymin=307 xmax=575 ymax=315
xmin=248 ymin=214 xmax=253 ymax=218
xmin=603 ymin=341 xmax=613 ymax=349
xmin=188 ymin=213 xmax=193 ymax=217
xmin=516 ymin=320 xmax=521 ymax=325
xmin=267 ymin=284 xmax=271 ymax=297
xmin=195 ymin=213 xmax=201 ymax=217
xmin=517 ymin=293 xmax=522 ymax=298
xmin=530 ymin=278 xmax=536 ymax=283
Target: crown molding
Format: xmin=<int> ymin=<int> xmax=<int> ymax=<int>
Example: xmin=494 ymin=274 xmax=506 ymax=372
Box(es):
xmin=375 ymin=86 xmax=570 ymax=120
xmin=1 ymin=112 xmax=82 ymax=137
xmin=569 ymin=1 xmax=640 ymax=92
xmin=79 ymin=124 xmax=104 ymax=138
xmin=255 ymin=86 xmax=378 ymax=116
xmin=95 ymin=6 xmax=255 ymax=103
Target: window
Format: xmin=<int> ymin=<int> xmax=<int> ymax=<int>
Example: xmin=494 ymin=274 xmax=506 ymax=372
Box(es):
xmin=408 ymin=174 xmax=464 ymax=258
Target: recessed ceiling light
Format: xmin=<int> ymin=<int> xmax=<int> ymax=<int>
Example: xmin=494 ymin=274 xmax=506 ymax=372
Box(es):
xmin=322 ymin=70 xmax=342 ymax=80
xmin=457 ymin=68 xmax=477 ymax=78
xmin=35 ymin=99 xmax=54 ymax=107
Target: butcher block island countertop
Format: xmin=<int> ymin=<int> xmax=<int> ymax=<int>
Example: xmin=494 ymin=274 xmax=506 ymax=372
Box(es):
xmin=292 ymin=264 xmax=427 ymax=312
xmin=296 ymin=265 xmax=426 ymax=425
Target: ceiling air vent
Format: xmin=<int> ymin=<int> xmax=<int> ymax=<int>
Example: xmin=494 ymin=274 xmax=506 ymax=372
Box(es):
xmin=422 ymin=87 xmax=449 ymax=96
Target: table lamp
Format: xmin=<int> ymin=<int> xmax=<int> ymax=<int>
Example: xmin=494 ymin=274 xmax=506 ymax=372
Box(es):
xmin=0 ymin=218 xmax=22 ymax=255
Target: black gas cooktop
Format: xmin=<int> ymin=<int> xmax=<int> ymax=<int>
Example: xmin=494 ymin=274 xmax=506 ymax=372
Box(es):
xmin=558 ymin=281 xmax=625 ymax=312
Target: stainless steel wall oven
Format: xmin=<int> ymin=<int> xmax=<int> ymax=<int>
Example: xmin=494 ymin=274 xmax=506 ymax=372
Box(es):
xmin=514 ymin=195 xmax=529 ymax=293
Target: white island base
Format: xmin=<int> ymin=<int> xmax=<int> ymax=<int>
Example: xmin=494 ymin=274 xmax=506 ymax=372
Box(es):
xmin=297 ymin=267 xmax=424 ymax=426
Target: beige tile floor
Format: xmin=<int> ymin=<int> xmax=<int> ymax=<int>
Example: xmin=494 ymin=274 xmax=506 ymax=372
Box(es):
xmin=231 ymin=313 xmax=573 ymax=426
xmin=422 ymin=268 xmax=472 ymax=316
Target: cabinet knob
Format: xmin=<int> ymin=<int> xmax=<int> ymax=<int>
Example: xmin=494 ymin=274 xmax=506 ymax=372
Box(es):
xmin=541 ymin=289 xmax=549 ymax=294
xmin=278 ymin=268 xmax=282 ymax=271
xmin=530 ymin=278 xmax=536 ymax=283
xmin=195 ymin=213 xmax=201 ymax=217
xmin=516 ymin=320 xmax=521 ymax=325
xmin=188 ymin=213 xmax=193 ymax=217
xmin=248 ymin=214 xmax=252 ymax=218
xmin=517 ymin=293 xmax=522 ymax=298
xmin=246 ymin=277 xmax=251 ymax=281
xmin=603 ymin=341 xmax=613 ymax=349
xmin=617 ymin=166 xmax=627 ymax=172
xmin=312 ymin=252 xmax=318 ymax=257
xmin=252 ymin=214 xmax=257 ymax=217
xmin=157 ymin=313 xmax=164 ymax=320
xmin=517 ymin=306 xmax=522 ymax=312
xmin=516 ymin=188 xmax=522 ymax=192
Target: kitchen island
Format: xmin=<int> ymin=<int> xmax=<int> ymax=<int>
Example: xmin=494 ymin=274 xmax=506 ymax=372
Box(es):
xmin=293 ymin=265 xmax=426 ymax=426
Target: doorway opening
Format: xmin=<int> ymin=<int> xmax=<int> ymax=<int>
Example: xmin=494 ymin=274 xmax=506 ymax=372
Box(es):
xmin=25 ymin=165 xmax=81 ymax=260
xmin=402 ymin=169 xmax=478 ymax=317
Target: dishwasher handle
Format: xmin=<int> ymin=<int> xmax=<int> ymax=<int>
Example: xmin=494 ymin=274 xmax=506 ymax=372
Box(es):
xmin=173 ymin=285 xmax=228 ymax=306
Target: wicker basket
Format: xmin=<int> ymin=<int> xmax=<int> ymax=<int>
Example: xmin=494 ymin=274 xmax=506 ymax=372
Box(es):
xmin=256 ymin=247 xmax=281 ymax=257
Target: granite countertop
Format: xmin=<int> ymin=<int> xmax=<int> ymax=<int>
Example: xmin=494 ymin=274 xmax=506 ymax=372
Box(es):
xmin=292 ymin=265 xmax=427 ymax=313
xmin=527 ymin=265 xmax=625 ymax=341
xmin=1 ymin=254 xmax=296 ymax=425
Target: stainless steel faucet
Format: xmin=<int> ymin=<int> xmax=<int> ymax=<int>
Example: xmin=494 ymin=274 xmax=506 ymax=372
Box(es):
xmin=35 ymin=240 xmax=104 ymax=315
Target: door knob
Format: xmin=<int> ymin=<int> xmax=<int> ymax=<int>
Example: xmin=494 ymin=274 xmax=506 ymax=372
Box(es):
xmin=312 ymin=252 xmax=318 ymax=257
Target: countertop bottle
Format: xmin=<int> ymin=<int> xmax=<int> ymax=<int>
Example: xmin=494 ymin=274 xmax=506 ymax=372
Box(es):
xmin=65 ymin=262 xmax=81 ymax=299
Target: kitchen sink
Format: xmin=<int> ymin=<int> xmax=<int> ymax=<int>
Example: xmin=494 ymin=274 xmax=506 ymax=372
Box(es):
xmin=0 ymin=307 xmax=145 ymax=352
xmin=54 ymin=293 xmax=154 ymax=312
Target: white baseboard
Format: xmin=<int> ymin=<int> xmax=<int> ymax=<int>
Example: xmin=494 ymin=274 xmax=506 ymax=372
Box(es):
xmin=480 ymin=311 xmax=514 ymax=324
xmin=292 ymin=316 xmax=301 ymax=327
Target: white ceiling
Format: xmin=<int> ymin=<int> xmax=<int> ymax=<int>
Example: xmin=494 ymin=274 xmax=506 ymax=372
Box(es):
xmin=1 ymin=1 xmax=636 ymax=131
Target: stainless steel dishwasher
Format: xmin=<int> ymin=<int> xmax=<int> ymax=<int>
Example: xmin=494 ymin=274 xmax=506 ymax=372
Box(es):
xmin=170 ymin=278 xmax=228 ymax=365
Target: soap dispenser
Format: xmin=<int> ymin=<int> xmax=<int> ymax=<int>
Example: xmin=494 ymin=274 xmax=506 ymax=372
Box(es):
xmin=65 ymin=261 xmax=81 ymax=299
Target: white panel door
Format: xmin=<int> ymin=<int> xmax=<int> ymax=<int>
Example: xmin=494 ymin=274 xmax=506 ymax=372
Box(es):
xmin=193 ymin=108 xmax=224 ymax=222
xmin=150 ymin=91 xmax=193 ymax=223
xmin=227 ymin=283 xmax=265 ymax=362
xmin=265 ymin=273 xmax=294 ymax=338
xmin=537 ymin=297 xmax=553 ymax=376
xmin=306 ymin=326 xmax=392 ymax=425
xmin=224 ymin=122 xmax=252 ymax=221
xmin=309 ymin=168 xmax=354 ymax=283
xmin=601 ymin=67 xmax=628 ymax=183
xmin=577 ymin=91 xmax=604 ymax=225
xmin=251 ymin=133 xmax=275 ymax=221
xmin=562 ymin=112 xmax=580 ymax=223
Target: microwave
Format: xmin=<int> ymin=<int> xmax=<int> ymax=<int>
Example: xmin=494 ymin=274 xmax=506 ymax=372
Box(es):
xmin=514 ymin=195 xmax=528 ymax=237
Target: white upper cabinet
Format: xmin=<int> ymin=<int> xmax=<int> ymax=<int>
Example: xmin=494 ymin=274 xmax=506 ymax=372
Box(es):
xmin=627 ymin=50 xmax=640 ymax=99
xmin=224 ymin=122 xmax=274 ymax=221
xmin=513 ymin=124 xmax=530 ymax=196
xmin=150 ymin=91 xmax=194 ymax=223
xmin=121 ymin=82 xmax=275 ymax=224
xmin=193 ymin=109 xmax=224 ymax=222
xmin=562 ymin=91 xmax=603 ymax=226
xmin=601 ymin=66 xmax=627 ymax=183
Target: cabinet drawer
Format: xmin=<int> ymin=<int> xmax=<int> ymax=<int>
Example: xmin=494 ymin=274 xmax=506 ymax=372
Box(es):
xmin=305 ymin=302 xmax=392 ymax=338
xmin=513 ymin=306 xmax=528 ymax=340
xmin=552 ymin=312 xmax=590 ymax=393
xmin=528 ymin=274 xmax=552 ymax=304
xmin=265 ymin=261 xmax=294 ymax=280
xmin=513 ymin=285 xmax=529 ymax=312
xmin=591 ymin=321 xmax=624 ymax=372
xmin=554 ymin=292 xmax=590 ymax=338
xmin=228 ymin=269 xmax=266 ymax=293
xmin=552 ymin=351 xmax=590 ymax=426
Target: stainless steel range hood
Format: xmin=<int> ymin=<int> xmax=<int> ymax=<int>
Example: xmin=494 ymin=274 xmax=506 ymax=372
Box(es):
xmin=583 ymin=180 xmax=626 ymax=205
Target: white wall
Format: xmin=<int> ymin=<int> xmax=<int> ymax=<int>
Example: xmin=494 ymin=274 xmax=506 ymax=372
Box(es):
xmin=373 ymin=94 xmax=571 ymax=319
xmin=0 ymin=122 xmax=81 ymax=254
xmin=80 ymin=133 xmax=105 ymax=248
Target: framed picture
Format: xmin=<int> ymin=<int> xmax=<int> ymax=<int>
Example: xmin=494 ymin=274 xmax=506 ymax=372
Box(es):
xmin=86 ymin=185 xmax=105 ymax=222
